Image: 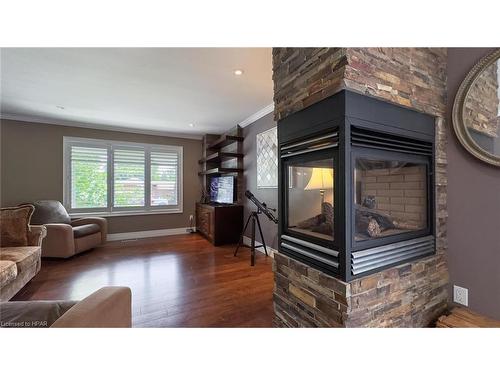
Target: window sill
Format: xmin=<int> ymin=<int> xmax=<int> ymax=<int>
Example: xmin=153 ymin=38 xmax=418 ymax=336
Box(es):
xmin=69 ymin=209 xmax=183 ymax=218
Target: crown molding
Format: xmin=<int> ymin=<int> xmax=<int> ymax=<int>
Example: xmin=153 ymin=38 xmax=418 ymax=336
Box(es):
xmin=238 ymin=103 xmax=274 ymax=128
xmin=0 ymin=113 xmax=203 ymax=140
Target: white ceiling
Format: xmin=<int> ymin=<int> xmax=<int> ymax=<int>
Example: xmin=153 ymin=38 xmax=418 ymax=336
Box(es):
xmin=0 ymin=48 xmax=273 ymax=138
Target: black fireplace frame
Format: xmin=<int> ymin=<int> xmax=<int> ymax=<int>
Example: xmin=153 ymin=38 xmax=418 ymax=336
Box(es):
xmin=278 ymin=90 xmax=436 ymax=282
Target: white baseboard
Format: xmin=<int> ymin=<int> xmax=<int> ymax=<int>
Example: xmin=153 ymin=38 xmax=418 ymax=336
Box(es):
xmin=242 ymin=236 xmax=277 ymax=257
xmin=107 ymin=227 xmax=195 ymax=241
xmin=107 ymin=230 xmax=277 ymax=258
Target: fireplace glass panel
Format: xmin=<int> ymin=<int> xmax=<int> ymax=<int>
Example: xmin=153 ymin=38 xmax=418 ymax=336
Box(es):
xmin=287 ymin=158 xmax=334 ymax=241
xmin=354 ymin=158 xmax=428 ymax=242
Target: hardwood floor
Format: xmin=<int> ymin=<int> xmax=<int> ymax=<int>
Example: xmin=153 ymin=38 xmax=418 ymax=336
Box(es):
xmin=12 ymin=233 xmax=275 ymax=327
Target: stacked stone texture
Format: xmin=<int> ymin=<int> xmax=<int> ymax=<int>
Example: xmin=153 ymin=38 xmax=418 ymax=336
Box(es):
xmin=273 ymin=48 xmax=348 ymax=121
xmin=272 ymin=48 xmax=449 ymax=328
xmin=274 ymin=251 xmax=449 ymax=327
xmin=464 ymin=62 xmax=499 ymax=138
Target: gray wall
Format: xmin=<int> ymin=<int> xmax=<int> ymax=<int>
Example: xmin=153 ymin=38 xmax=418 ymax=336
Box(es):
xmin=447 ymin=48 xmax=500 ymax=319
xmin=242 ymin=112 xmax=279 ymax=249
xmin=0 ymin=119 xmax=202 ymax=234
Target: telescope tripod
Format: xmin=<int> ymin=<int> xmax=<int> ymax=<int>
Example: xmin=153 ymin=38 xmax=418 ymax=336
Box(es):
xmin=234 ymin=209 xmax=268 ymax=266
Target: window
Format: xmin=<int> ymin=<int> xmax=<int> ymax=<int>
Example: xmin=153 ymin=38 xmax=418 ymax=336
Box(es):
xmin=70 ymin=145 xmax=108 ymax=209
xmin=64 ymin=137 xmax=183 ymax=215
xmin=150 ymin=150 xmax=179 ymax=206
xmin=113 ymin=148 xmax=145 ymax=207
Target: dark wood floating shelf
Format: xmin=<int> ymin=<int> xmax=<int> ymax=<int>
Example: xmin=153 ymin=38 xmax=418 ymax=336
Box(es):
xmin=199 ymin=125 xmax=244 ymax=206
xmin=198 ymin=152 xmax=244 ymax=164
xmin=198 ymin=167 xmax=243 ymax=176
xmin=207 ymin=135 xmax=244 ymax=150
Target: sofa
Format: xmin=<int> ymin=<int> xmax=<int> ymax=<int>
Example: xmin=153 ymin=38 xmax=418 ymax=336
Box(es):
xmin=28 ymin=200 xmax=107 ymax=258
xmin=0 ymin=287 xmax=132 ymax=327
xmin=0 ymin=205 xmax=46 ymax=301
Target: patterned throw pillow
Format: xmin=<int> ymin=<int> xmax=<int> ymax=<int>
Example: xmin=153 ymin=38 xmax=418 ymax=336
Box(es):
xmin=0 ymin=205 xmax=35 ymax=247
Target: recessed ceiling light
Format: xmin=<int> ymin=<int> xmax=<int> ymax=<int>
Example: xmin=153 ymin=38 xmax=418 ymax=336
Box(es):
xmin=233 ymin=69 xmax=244 ymax=76
xmin=189 ymin=123 xmax=195 ymax=128
xmin=56 ymin=105 xmax=65 ymax=110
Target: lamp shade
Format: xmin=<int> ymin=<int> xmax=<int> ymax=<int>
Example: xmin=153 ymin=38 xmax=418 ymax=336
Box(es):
xmin=304 ymin=168 xmax=334 ymax=190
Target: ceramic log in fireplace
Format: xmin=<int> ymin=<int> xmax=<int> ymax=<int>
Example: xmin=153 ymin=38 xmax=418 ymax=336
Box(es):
xmin=278 ymin=90 xmax=435 ymax=281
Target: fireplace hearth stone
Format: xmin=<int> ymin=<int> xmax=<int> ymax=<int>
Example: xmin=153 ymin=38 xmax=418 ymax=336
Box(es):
xmin=273 ymin=251 xmax=448 ymax=327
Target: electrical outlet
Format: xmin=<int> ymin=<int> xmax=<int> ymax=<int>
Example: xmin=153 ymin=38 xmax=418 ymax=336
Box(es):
xmin=186 ymin=214 xmax=195 ymax=233
xmin=453 ymin=285 xmax=468 ymax=306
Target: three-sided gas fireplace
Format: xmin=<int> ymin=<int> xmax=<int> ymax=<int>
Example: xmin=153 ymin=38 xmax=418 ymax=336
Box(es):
xmin=278 ymin=90 xmax=436 ymax=281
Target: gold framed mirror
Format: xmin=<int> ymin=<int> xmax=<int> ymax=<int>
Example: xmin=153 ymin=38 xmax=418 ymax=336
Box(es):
xmin=452 ymin=49 xmax=500 ymax=167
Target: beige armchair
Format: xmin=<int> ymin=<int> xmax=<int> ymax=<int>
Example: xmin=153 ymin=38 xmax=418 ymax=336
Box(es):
xmin=28 ymin=200 xmax=107 ymax=258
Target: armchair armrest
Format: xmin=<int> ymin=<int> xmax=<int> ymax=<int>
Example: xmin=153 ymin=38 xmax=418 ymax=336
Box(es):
xmin=42 ymin=223 xmax=75 ymax=258
xmin=51 ymin=287 xmax=132 ymax=328
xmin=71 ymin=217 xmax=108 ymax=243
xmin=27 ymin=225 xmax=47 ymax=247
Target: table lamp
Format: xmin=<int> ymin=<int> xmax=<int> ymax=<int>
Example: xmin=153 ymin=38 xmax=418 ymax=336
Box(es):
xmin=304 ymin=168 xmax=334 ymax=204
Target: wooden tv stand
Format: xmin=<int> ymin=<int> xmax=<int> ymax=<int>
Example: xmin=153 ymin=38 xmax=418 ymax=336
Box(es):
xmin=196 ymin=203 xmax=243 ymax=246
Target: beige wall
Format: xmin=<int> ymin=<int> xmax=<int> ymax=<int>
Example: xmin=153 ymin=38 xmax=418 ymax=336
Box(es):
xmin=0 ymin=119 xmax=202 ymax=234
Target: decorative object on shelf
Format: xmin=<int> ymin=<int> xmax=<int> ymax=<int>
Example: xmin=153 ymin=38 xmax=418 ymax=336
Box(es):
xmin=452 ymin=49 xmax=500 ymax=167
xmin=200 ymin=188 xmax=210 ymax=204
xmin=256 ymin=127 xmax=278 ymax=188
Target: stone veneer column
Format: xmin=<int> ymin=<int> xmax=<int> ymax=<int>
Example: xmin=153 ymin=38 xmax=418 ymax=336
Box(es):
xmin=272 ymin=48 xmax=449 ymax=327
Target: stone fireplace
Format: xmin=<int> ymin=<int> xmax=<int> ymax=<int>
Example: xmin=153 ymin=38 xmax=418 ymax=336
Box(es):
xmin=272 ymin=48 xmax=449 ymax=327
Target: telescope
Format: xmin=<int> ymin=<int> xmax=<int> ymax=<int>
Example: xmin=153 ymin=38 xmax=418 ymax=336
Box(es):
xmin=245 ymin=190 xmax=278 ymax=224
xmin=235 ymin=190 xmax=278 ymax=266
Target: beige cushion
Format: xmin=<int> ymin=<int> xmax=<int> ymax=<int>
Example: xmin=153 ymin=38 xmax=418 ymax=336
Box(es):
xmin=0 ymin=260 xmax=17 ymax=288
xmin=0 ymin=300 xmax=77 ymax=328
xmin=0 ymin=247 xmax=41 ymax=274
xmin=73 ymin=223 xmax=100 ymax=238
xmin=71 ymin=217 xmax=107 ymax=244
xmin=0 ymin=205 xmax=34 ymax=246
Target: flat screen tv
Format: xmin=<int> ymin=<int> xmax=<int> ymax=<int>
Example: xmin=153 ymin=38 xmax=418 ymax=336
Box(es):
xmin=210 ymin=176 xmax=236 ymax=204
